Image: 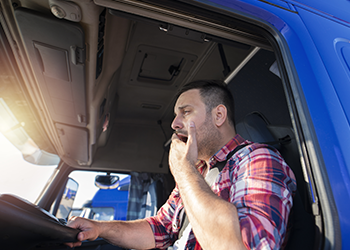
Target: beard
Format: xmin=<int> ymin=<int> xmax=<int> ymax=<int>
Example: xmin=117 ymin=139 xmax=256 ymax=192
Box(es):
xmin=196 ymin=114 xmax=221 ymax=160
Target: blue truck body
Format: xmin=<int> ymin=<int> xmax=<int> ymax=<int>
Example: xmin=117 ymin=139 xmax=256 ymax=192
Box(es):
xmin=85 ymin=176 xmax=130 ymax=221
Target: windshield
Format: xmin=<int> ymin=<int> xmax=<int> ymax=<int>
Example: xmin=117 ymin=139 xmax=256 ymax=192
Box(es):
xmin=0 ymin=132 xmax=57 ymax=203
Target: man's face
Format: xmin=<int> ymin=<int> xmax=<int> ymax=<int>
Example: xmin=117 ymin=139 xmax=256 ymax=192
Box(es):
xmin=171 ymin=89 xmax=220 ymax=160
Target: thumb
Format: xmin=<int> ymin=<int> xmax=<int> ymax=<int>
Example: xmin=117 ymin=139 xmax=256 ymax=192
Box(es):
xmin=187 ymin=121 xmax=196 ymax=141
xmin=77 ymin=231 xmax=87 ymax=241
xmin=186 ymin=121 xmax=198 ymax=161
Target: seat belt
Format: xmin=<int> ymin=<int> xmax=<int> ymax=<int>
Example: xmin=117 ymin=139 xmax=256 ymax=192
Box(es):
xmin=178 ymin=144 xmax=250 ymax=239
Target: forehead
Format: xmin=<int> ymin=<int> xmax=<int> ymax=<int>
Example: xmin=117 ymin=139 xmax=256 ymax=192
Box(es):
xmin=174 ymin=89 xmax=204 ymax=112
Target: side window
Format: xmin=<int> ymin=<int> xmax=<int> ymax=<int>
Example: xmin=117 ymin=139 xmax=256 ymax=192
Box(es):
xmin=68 ymin=171 xmax=130 ymax=221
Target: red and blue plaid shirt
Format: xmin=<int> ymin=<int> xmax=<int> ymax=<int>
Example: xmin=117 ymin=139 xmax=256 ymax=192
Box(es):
xmin=145 ymin=134 xmax=297 ymax=250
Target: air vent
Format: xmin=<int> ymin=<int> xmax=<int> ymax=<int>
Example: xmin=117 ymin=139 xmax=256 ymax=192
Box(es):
xmin=96 ymin=8 xmax=106 ymax=79
xmin=141 ymin=103 xmax=162 ymax=110
xmin=100 ymin=98 xmax=106 ymax=118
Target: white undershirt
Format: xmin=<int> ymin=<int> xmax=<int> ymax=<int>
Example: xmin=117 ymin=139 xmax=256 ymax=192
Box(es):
xmin=169 ymin=167 xmax=219 ymax=250
xmin=169 ymin=222 xmax=192 ymax=250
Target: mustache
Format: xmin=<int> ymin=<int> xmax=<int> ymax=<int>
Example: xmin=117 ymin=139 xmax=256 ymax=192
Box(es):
xmin=175 ymin=130 xmax=188 ymax=136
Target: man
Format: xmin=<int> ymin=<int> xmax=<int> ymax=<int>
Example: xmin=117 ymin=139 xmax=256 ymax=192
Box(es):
xmin=66 ymin=80 xmax=296 ymax=250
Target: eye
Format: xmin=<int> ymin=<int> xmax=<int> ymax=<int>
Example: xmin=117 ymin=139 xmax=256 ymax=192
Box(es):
xmin=183 ymin=110 xmax=190 ymax=115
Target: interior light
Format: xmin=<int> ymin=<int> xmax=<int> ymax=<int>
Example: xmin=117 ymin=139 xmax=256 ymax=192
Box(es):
xmin=51 ymin=5 xmax=66 ymax=19
xmin=49 ymin=0 xmax=82 ymax=22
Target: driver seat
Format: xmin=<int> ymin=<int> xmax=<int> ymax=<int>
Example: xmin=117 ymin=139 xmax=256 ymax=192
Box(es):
xmin=236 ymin=112 xmax=315 ymax=250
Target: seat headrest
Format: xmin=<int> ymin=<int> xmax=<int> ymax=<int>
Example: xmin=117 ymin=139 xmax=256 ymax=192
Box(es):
xmin=236 ymin=112 xmax=276 ymax=146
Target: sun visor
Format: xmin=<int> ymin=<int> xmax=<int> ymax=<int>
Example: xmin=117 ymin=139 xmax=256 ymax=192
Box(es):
xmin=15 ymin=8 xmax=87 ymax=127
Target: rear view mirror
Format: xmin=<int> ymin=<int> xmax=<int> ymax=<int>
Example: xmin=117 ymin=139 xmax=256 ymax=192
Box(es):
xmin=95 ymin=174 xmax=120 ymax=189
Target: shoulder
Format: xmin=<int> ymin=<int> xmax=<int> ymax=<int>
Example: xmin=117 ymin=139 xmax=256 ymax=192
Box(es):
xmin=229 ymin=142 xmax=291 ymax=175
xmin=247 ymin=143 xmax=283 ymax=160
xmin=229 ymin=142 xmax=282 ymax=162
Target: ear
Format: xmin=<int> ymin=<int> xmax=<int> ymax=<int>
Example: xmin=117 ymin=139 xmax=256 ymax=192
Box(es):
xmin=213 ymin=104 xmax=227 ymax=127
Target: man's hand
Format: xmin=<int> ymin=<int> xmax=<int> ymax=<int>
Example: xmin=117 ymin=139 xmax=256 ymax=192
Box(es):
xmin=169 ymin=121 xmax=198 ymax=178
xmin=65 ymin=216 xmax=100 ymax=248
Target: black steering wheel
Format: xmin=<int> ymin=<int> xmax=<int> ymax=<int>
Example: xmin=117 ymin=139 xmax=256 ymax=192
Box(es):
xmin=0 ymin=194 xmax=80 ymax=249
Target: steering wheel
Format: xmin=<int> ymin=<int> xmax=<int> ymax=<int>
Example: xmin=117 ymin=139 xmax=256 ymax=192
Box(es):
xmin=0 ymin=194 xmax=80 ymax=249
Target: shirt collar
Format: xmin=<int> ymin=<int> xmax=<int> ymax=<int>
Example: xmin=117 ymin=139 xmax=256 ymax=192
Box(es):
xmin=197 ymin=134 xmax=246 ymax=171
xmin=211 ymin=134 xmax=245 ymax=163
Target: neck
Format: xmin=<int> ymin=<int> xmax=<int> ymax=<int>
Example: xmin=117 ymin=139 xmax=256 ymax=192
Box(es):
xmin=203 ymin=129 xmax=236 ymax=165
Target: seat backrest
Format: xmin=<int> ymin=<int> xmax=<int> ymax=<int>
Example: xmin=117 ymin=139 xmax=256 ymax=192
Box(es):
xmin=236 ymin=112 xmax=315 ymax=250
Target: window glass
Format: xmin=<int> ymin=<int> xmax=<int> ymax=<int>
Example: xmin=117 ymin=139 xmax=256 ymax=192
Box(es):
xmin=0 ymin=133 xmax=57 ymax=203
xmin=68 ymin=170 xmax=130 ymax=221
xmin=90 ymin=207 xmax=115 ymax=221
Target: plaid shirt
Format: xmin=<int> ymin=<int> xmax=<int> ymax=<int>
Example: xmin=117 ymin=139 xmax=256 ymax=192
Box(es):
xmin=145 ymin=134 xmax=297 ymax=250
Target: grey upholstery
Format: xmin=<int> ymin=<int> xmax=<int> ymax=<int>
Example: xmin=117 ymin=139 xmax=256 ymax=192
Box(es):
xmin=236 ymin=112 xmax=277 ymax=147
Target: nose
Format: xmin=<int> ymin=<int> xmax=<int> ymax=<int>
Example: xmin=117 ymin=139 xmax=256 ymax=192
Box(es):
xmin=171 ymin=115 xmax=183 ymax=130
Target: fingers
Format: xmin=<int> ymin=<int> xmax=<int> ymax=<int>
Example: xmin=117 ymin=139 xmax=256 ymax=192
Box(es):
xmin=186 ymin=121 xmax=196 ymax=147
xmin=65 ymin=240 xmax=82 ymax=248
xmin=185 ymin=121 xmax=198 ymax=163
xmin=169 ymin=120 xmax=198 ymax=174
xmin=65 ymin=217 xmax=99 ymax=248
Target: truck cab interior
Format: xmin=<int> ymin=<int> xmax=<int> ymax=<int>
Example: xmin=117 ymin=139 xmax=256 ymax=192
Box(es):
xmin=0 ymin=0 xmax=325 ymax=249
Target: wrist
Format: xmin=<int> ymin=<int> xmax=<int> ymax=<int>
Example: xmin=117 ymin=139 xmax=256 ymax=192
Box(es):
xmin=93 ymin=220 xmax=105 ymax=238
xmin=172 ymin=160 xmax=196 ymax=182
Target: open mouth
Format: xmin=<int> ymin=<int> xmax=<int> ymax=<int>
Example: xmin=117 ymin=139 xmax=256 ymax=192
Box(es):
xmin=176 ymin=133 xmax=188 ymax=143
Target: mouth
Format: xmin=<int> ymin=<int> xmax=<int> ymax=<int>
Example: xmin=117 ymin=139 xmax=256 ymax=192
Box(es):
xmin=175 ymin=132 xmax=188 ymax=143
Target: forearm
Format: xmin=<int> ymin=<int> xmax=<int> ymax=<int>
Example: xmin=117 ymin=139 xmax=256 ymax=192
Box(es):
xmin=66 ymin=216 xmax=155 ymax=249
xmin=97 ymin=219 xmax=155 ymax=249
xmin=174 ymin=163 xmax=246 ymax=250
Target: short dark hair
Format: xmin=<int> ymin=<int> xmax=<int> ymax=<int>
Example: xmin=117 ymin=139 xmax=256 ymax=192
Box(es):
xmin=177 ymin=80 xmax=235 ymax=126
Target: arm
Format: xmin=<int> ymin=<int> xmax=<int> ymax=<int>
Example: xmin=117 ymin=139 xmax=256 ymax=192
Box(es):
xmin=173 ymin=162 xmax=246 ymax=250
xmin=66 ymin=217 xmax=155 ymax=249
xmin=169 ymin=122 xmax=247 ymax=250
